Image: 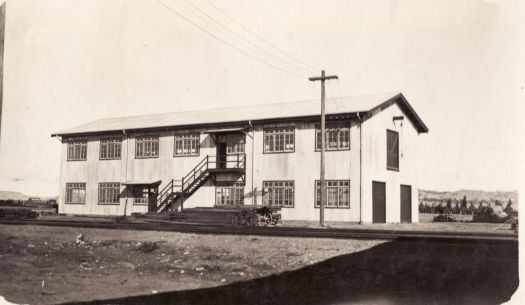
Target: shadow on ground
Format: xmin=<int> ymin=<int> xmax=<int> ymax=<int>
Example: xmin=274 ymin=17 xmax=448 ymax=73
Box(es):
xmin=64 ymin=238 xmax=518 ymax=305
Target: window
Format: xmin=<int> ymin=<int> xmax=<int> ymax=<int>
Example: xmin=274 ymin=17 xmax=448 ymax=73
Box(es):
xmin=263 ymin=181 xmax=294 ymax=207
xmin=226 ymin=135 xmax=245 ymax=154
xmin=216 ymin=183 xmax=244 ymax=205
xmin=136 ymin=136 xmax=159 ymax=158
xmin=100 ymin=138 xmax=122 ymax=160
xmin=315 ymin=125 xmax=350 ymax=151
xmin=133 ymin=187 xmax=150 ymax=205
xmin=98 ymin=183 xmax=120 ymax=204
xmin=65 ymin=183 xmax=86 ymax=204
xmin=174 ymin=133 xmax=200 ymax=156
xmin=67 ymin=140 xmax=87 ymax=161
xmin=264 ymin=127 xmax=294 ymax=153
xmin=387 ymin=130 xmax=399 ymax=170
xmin=315 ymin=180 xmax=350 ymax=208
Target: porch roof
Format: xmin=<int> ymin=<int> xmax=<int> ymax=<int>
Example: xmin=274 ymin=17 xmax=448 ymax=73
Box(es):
xmin=122 ymin=180 xmax=162 ymax=186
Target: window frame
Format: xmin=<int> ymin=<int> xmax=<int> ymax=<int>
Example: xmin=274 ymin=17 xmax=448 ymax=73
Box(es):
xmin=262 ymin=180 xmax=294 ymax=208
xmin=135 ymin=135 xmax=159 ymax=159
xmin=386 ymin=129 xmax=399 ymax=171
xmin=67 ymin=139 xmax=88 ymax=161
xmin=314 ymin=180 xmax=350 ymax=209
xmin=226 ymin=134 xmax=245 ymax=155
xmin=173 ymin=133 xmax=200 ymax=157
xmin=263 ymin=127 xmax=295 ymax=154
xmin=132 ymin=186 xmax=150 ymax=205
xmin=215 ymin=182 xmax=245 ymax=206
xmin=99 ymin=137 xmax=122 ymax=160
xmin=97 ymin=182 xmax=120 ymax=205
xmin=65 ymin=183 xmax=86 ymax=204
xmin=315 ymin=124 xmax=351 ymax=152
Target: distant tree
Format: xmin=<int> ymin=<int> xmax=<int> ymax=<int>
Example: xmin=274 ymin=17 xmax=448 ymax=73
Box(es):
xmin=504 ymin=199 xmax=516 ymax=216
xmin=451 ymin=201 xmax=460 ymax=214
xmin=460 ymin=196 xmax=468 ymax=214
xmin=467 ymin=202 xmax=476 ymax=215
xmin=445 ymin=199 xmax=452 ymax=214
xmin=419 ymin=202 xmax=425 ymax=213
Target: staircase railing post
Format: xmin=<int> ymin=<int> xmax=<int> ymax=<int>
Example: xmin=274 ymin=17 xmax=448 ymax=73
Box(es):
xmin=181 ymin=177 xmax=185 ymax=212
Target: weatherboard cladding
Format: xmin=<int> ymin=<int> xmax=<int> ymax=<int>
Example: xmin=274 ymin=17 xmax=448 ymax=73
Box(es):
xmin=52 ymin=92 xmax=428 ymax=137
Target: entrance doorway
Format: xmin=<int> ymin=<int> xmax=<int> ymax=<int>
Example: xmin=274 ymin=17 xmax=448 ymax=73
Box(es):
xmin=217 ymin=141 xmax=227 ymax=169
xmin=372 ymin=181 xmax=386 ymax=223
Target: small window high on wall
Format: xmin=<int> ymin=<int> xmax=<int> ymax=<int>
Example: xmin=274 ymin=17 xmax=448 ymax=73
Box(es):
xmin=387 ymin=130 xmax=399 ymax=170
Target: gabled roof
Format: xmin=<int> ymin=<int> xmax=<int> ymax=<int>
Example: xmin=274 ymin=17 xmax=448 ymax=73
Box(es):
xmin=52 ymin=92 xmax=428 ymax=136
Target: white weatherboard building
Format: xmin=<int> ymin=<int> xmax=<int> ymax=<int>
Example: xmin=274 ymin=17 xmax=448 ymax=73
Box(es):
xmin=52 ymin=93 xmax=428 ymax=223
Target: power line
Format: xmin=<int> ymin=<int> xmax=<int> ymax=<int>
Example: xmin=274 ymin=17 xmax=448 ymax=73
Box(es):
xmin=174 ymin=0 xmax=316 ymax=75
xmin=154 ymin=0 xmax=307 ymax=78
xmin=203 ymin=0 xmax=320 ymax=73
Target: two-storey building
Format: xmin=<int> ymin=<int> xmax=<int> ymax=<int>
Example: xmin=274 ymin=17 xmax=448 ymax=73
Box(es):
xmin=52 ymin=92 xmax=428 ymax=223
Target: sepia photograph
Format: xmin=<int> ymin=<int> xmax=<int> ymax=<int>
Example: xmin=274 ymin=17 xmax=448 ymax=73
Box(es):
xmin=0 ymin=1 xmax=523 ymax=304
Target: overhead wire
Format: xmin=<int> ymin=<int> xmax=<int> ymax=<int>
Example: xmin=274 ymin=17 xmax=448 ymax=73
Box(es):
xmin=153 ymin=0 xmax=310 ymax=79
xmin=203 ymin=0 xmax=320 ymax=74
xmin=175 ymin=0 xmax=317 ymax=75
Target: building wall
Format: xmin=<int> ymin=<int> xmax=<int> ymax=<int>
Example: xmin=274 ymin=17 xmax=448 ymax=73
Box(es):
xmin=249 ymin=120 xmax=360 ymax=222
xmin=360 ymin=103 xmax=421 ymax=223
xmin=58 ymin=129 xmax=242 ymax=215
xmin=58 ymin=108 xmax=422 ymax=223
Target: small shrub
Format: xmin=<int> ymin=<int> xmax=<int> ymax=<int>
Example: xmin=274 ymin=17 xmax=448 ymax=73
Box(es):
xmin=233 ymin=207 xmax=281 ymax=226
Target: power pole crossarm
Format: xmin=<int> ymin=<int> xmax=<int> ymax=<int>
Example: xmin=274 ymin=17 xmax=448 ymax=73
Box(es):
xmin=309 ymin=70 xmax=339 ymax=227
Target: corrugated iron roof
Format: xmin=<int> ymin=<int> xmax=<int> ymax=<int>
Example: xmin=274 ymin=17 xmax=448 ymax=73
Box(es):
xmin=52 ymin=92 xmax=428 ymax=136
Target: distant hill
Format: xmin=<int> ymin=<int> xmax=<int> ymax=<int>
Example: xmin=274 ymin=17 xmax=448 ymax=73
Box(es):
xmin=0 ymin=191 xmax=58 ymax=201
xmin=419 ymin=189 xmax=518 ymax=207
xmin=0 ymin=191 xmax=30 ymax=200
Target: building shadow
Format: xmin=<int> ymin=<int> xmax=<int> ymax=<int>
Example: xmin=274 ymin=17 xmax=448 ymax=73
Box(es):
xmin=63 ymin=238 xmax=518 ymax=305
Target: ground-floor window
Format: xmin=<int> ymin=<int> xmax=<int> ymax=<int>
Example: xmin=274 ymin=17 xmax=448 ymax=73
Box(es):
xmin=263 ymin=181 xmax=294 ymax=207
xmin=98 ymin=182 xmax=120 ymax=204
xmin=216 ymin=183 xmax=244 ymax=206
xmin=315 ymin=180 xmax=350 ymax=208
xmin=65 ymin=183 xmax=86 ymax=204
xmin=133 ymin=187 xmax=150 ymax=205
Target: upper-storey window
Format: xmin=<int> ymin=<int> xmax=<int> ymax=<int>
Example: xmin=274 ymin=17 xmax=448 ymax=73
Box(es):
xmin=315 ymin=124 xmax=350 ymax=151
xmin=387 ymin=130 xmax=399 ymax=170
xmin=136 ymin=136 xmax=159 ymax=158
xmin=174 ymin=133 xmax=200 ymax=156
xmin=226 ymin=135 xmax=245 ymax=154
xmin=100 ymin=138 xmax=122 ymax=160
xmin=67 ymin=139 xmax=87 ymax=161
xmin=263 ymin=127 xmax=294 ymax=153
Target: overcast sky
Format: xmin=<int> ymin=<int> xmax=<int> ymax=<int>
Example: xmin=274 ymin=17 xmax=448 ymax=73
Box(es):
xmin=0 ymin=0 xmax=524 ymax=196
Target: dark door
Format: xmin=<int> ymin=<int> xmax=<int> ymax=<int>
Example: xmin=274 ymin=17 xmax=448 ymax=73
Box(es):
xmin=400 ymin=185 xmax=412 ymax=223
xmin=147 ymin=186 xmax=158 ymax=213
xmin=372 ymin=181 xmax=386 ymax=223
xmin=217 ymin=142 xmax=227 ymax=169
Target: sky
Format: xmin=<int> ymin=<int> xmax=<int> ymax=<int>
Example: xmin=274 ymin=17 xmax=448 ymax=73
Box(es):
xmin=0 ymin=0 xmax=524 ymax=196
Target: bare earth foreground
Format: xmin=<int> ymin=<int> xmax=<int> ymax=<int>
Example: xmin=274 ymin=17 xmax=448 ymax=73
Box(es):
xmin=0 ymin=224 xmax=518 ymax=305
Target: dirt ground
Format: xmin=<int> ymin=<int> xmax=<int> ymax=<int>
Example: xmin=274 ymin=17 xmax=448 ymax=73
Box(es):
xmin=0 ymin=224 xmax=384 ymax=305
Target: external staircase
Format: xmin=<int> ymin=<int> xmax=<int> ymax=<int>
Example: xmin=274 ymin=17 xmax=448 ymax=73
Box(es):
xmin=155 ymin=154 xmax=246 ymax=213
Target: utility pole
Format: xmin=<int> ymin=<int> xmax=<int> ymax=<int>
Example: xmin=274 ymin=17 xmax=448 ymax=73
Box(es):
xmin=309 ymin=70 xmax=338 ymax=226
